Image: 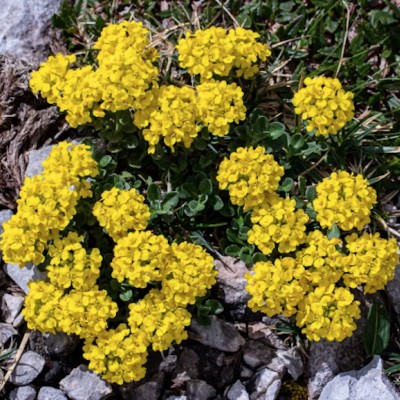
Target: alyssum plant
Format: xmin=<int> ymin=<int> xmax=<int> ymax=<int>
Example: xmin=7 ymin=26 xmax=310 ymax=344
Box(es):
xmin=0 ymin=20 xmax=398 ymax=384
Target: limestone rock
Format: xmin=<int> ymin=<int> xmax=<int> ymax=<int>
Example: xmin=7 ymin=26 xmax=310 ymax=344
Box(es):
xmin=128 ymin=372 xmax=165 ymax=400
xmin=24 ymin=145 xmax=54 ymax=178
xmin=242 ymin=340 xmax=275 ymax=369
xmin=247 ymin=368 xmax=281 ymax=400
xmin=1 ymin=293 xmax=25 ymax=324
xmin=227 ymin=380 xmax=250 ymax=400
xmin=214 ymin=257 xmax=250 ymax=304
xmin=190 ymin=316 xmax=245 ymax=352
xmin=319 ymin=356 xmax=400 ymax=400
xmin=0 ymin=210 xmax=13 ymax=235
xmin=37 ymin=387 xmax=68 ymax=400
xmin=0 ymin=322 xmax=18 ymax=346
xmin=59 ymin=364 xmax=112 ymax=400
xmin=44 ymin=332 xmax=79 ymax=357
xmin=276 ymin=347 xmax=304 ymax=380
xmin=0 ymin=0 xmax=62 ymax=62
xmin=10 ymin=350 xmax=45 ymax=385
xmin=9 ymin=385 xmax=36 ymax=400
xmin=186 ymin=379 xmax=217 ymax=400
xmin=387 ymin=264 xmax=400 ymax=315
xmin=3 ymin=263 xmax=47 ymax=294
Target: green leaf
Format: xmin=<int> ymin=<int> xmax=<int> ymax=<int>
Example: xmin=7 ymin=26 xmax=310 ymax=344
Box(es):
xmin=161 ymin=191 xmax=179 ymax=211
xmin=327 ymin=224 xmax=341 ymax=239
xmin=147 ymin=183 xmax=161 ymax=202
xmin=211 ymin=195 xmax=224 ymax=211
xmin=119 ymin=289 xmax=133 ymax=302
xmin=268 ymin=122 xmax=286 ymax=139
xmin=369 ymin=10 xmax=397 ymax=27
xmin=204 ymin=299 xmax=224 ymax=315
xmin=199 ymin=179 xmax=213 ymax=195
xmin=280 ymin=177 xmax=294 ymax=193
xmin=364 ymin=300 xmax=390 ymax=356
xmin=99 ymin=155 xmax=113 ymax=168
xmin=290 ymin=133 xmax=305 ymax=150
xmin=305 ymin=186 xmax=317 ymax=202
xmin=225 ymin=244 xmax=241 ymax=257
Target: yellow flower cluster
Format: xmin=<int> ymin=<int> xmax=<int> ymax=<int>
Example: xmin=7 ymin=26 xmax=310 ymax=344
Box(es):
xmin=313 ymin=170 xmax=377 ymax=231
xmin=83 ymin=324 xmax=149 ymax=385
xmin=217 ymin=146 xmax=284 ymax=211
xmin=196 ymin=80 xmax=246 ymax=137
xmin=162 ymin=242 xmax=217 ymax=306
xmin=246 ymin=257 xmax=308 ymax=317
xmin=29 ymin=21 xmax=158 ymax=127
xmin=343 ymin=232 xmax=399 ymax=293
xmin=47 ymin=232 xmax=102 ymax=290
xmin=23 ymin=282 xmax=118 ymax=339
xmin=176 ymin=26 xmax=271 ymax=79
xmin=297 ymin=285 xmax=360 ymax=342
xmin=0 ymin=142 xmax=98 ymax=266
xmin=134 ymin=85 xmax=200 ymax=153
xmin=128 ymin=289 xmax=192 ymax=352
xmin=292 ymin=76 xmax=355 ymax=136
xmin=111 ymin=231 xmax=171 ymax=288
xmin=92 ymin=187 xmax=150 ymax=241
xmin=23 ymin=281 xmax=65 ymax=334
xmin=248 ymin=194 xmax=309 ymax=255
xmin=246 ymin=229 xmax=399 ymax=341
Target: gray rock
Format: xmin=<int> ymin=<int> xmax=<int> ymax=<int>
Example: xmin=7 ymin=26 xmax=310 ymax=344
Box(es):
xmin=37 ymin=387 xmax=68 ymax=400
xmin=265 ymin=357 xmax=286 ymax=378
xmin=242 ymin=340 xmax=275 ymax=369
xmin=12 ymin=312 xmax=25 ymax=328
xmin=0 ymin=323 xmax=18 ymax=346
xmin=186 ymin=380 xmax=217 ymax=400
xmin=0 ymin=210 xmax=13 ymax=236
xmin=319 ymin=356 xmax=400 ymax=400
xmin=1 ymin=293 xmax=25 ymax=324
xmin=214 ymin=257 xmax=250 ymax=304
xmin=165 ymin=397 xmax=187 ymax=400
xmin=59 ymin=364 xmax=112 ymax=400
xmin=240 ymin=365 xmax=254 ymax=379
xmin=227 ymin=380 xmax=250 ymax=400
xmin=276 ymin=347 xmax=304 ymax=380
xmin=3 ymin=263 xmax=47 ymax=294
xmin=247 ymin=322 xmax=287 ymax=350
xmin=307 ymin=290 xmax=369 ymax=399
xmin=387 ymin=264 xmax=400 ymax=314
xmin=129 ymin=372 xmax=165 ymax=400
xmin=247 ymin=368 xmax=281 ymax=400
xmin=24 ymin=146 xmax=54 ymax=178
xmin=10 ymin=350 xmax=45 ymax=385
xmin=174 ymin=348 xmax=200 ymax=379
xmin=190 ymin=316 xmax=245 ymax=352
xmin=9 ymin=385 xmax=36 ymax=400
xmin=159 ymin=353 xmax=177 ymax=374
xmin=0 ymin=0 xmax=61 ymax=62
xmin=44 ymin=332 xmax=79 ymax=357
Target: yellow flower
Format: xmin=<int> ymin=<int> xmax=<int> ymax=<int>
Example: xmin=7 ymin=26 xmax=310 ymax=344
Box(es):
xmin=245 ymin=257 xmax=308 ymax=317
xmin=248 ymin=193 xmax=309 ymax=255
xmin=92 ymin=187 xmax=150 ymax=241
xmin=176 ymin=26 xmax=271 ymax=80
xmin=196 ymin=80 xmax=246 ymax=137
xmin=217 ymin=146 xmax=284 ymax=210
xmin=133 ymin=85 xmax=200 ymax=153
xmin=162 ymin=242 xmax=217 ymax=307
xmin=111 ymin=231 xmax=171 ymax=288
xmin=296 ymin=284 xmax=361 ymax=342
xmin=292 ymin=76 xmax=354 ymax=136
xmin=83 ymin=324 xmax=149 ymax=384
xmin=47 ymin=231 xmax=101 ymax=291
xmin=313 ymin=170 xmax=377 ymax=231
xmin=343 ymin=232 xmax=399 ymax=293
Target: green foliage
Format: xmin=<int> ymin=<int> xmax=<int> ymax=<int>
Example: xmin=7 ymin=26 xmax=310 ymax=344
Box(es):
xmin=364 ymin=300 xmax=391 ymax=356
